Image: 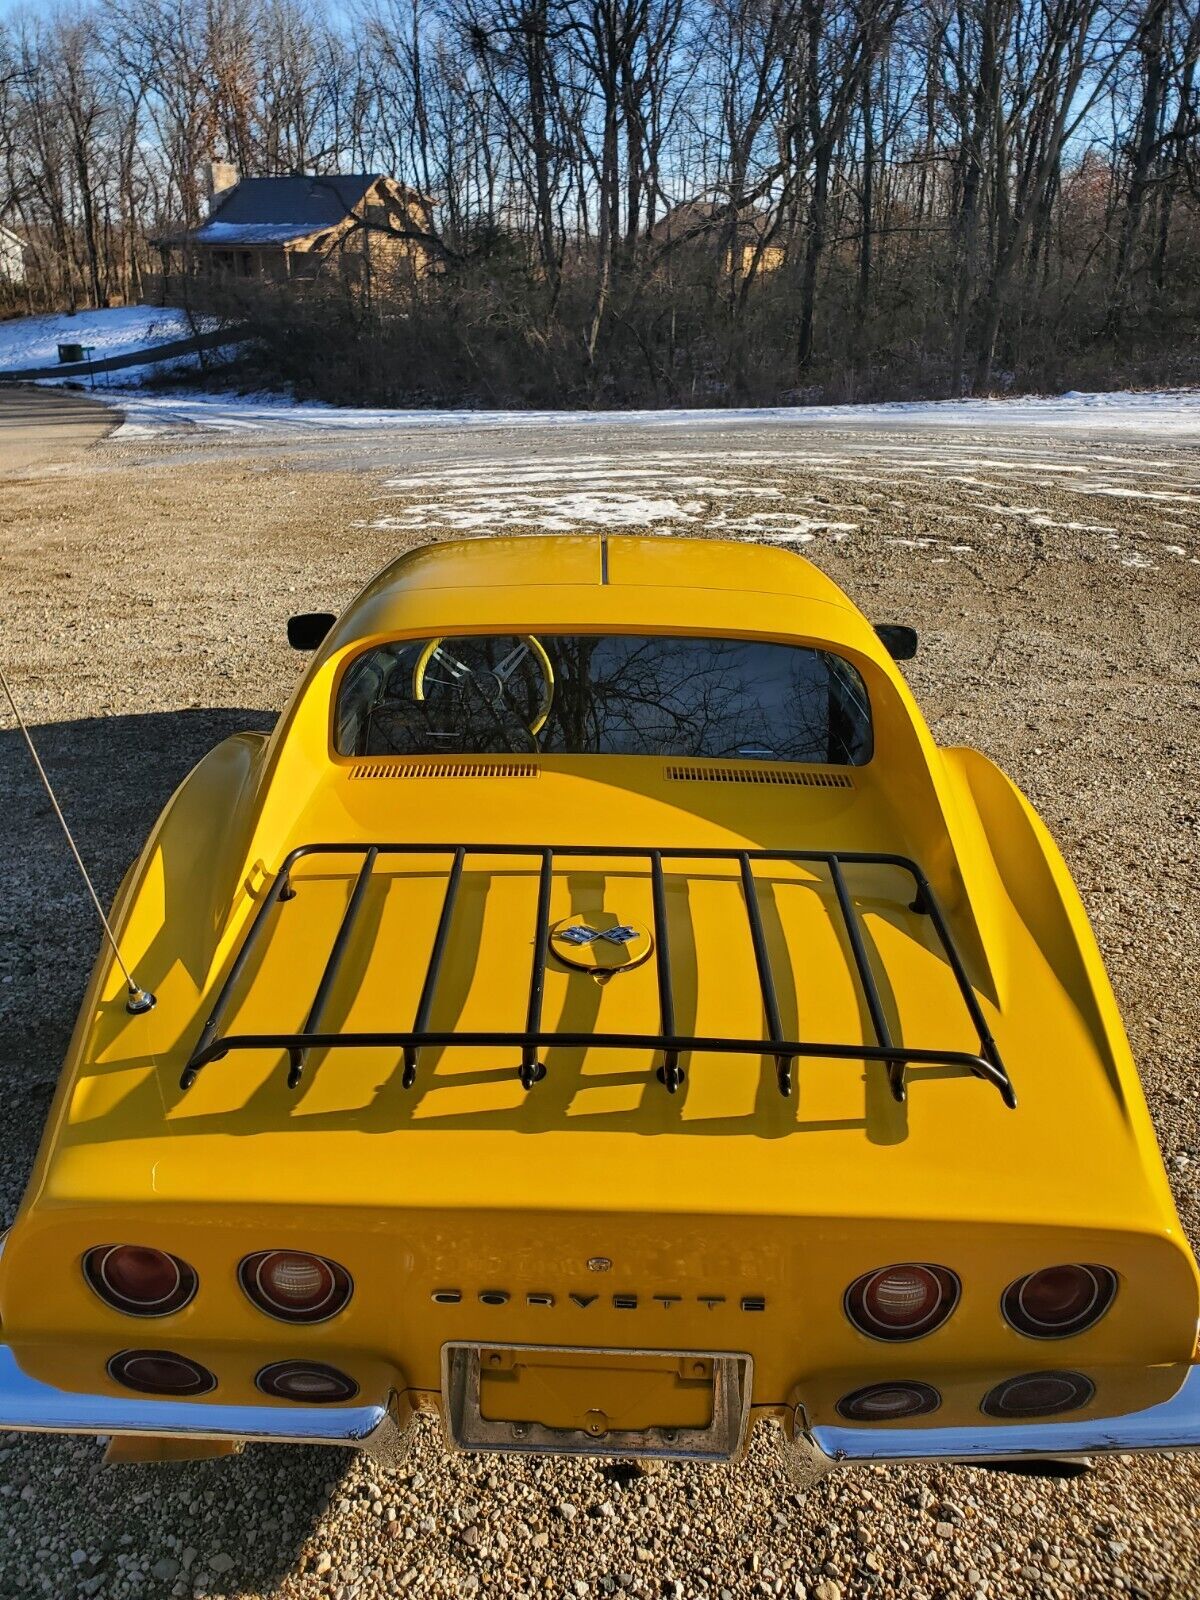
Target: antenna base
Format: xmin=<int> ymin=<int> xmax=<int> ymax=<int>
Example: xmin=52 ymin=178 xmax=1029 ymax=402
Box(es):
xmin=125 ymin=987 xmax=157 ymax=1015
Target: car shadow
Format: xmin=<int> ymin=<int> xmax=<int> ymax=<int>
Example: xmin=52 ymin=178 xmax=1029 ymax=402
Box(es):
xmin=4 ymin=1430 xmax=354 ymax=1595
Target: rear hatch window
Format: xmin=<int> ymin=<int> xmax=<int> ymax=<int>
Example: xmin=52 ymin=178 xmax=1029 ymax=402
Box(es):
xmin=336 ymin=633 xmax=872 ymax=764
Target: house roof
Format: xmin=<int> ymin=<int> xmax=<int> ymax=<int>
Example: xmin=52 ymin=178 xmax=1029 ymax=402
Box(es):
xmin=211 ymin=175 xmax=378 ymax=227
xmin=153 ymin=174 xmax=431 ymax=249
xmin=190 ymin=219 xmax=335 ymax=246
xmin=649 ymin=200 xmax=776 ymax=246
xmin=190 ymin=175 xmax=379 ymax=247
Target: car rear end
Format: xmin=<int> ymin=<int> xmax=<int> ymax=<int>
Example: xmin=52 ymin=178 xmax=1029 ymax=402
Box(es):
xmin=1 ymin=535 xmax=1196 ymax=1471
xmin=1 ymin=795 xmax=1197 ymax=1469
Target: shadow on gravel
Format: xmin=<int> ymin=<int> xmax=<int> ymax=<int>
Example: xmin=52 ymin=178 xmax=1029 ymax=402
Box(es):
xmin=0 ymin=706 xmax=278 ymax=901
xmin=0 ymin=1431 xmax=350 ymax=1596
xmin=977 ymin=1457 xmax=1095 ymax=1479
xmin=0 ymin=708 xmax=276 ymax=1218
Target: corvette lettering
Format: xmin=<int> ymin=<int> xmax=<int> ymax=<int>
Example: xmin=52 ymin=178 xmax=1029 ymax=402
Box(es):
xmin=431 ymin=1289 xmax=766 ymax=1311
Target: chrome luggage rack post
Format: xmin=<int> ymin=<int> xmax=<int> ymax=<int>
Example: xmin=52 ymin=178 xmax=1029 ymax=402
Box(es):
xmin=180 ymin=842 xmax=1016 ymax=1108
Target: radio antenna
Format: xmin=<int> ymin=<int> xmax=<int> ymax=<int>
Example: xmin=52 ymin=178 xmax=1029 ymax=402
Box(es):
xmin=0 ymin=664 xmax=155 ymax=1015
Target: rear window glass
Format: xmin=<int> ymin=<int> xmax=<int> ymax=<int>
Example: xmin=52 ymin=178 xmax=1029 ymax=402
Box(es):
xmin=335 ymin=634 xmax=872 ymax=764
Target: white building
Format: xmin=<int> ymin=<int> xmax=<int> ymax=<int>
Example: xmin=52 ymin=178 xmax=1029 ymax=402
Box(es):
xmin=0 ymin=224 xmax=26 ymax=283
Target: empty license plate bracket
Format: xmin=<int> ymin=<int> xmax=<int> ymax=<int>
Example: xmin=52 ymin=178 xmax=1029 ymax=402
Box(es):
xmin=441 ymin=1342 xmax=753 ymax=1461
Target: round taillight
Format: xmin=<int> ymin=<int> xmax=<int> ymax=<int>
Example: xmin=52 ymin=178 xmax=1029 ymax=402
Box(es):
xmin=1001 ymin=1265 xmax=1116 ymax=1339
xmin=238 ymin=1250 xmax=352 ymax=1323
xmin=256 ymin=1360 xmax=359 ymax=1404
xmin=84 ymin=1246 xmax=197 ymax=1317
xmin=844 ymin=1263 xmax=960 ymax=1341
xmin=108 ymin=1349 xmax=216 ymax=1396
xmin=982 ymin=1370 xmax=1094 ymax=1418
xmin=836 ymin=1381 xmax=940 ymax=1422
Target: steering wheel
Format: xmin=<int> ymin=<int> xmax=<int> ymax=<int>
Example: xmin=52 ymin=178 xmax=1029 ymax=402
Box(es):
xmin=412 ymin=635 xmax=555 ymax=738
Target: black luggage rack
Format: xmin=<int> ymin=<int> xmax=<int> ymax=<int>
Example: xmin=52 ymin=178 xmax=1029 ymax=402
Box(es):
xmin=180 ymin=842 xmax=1016 ymax=1108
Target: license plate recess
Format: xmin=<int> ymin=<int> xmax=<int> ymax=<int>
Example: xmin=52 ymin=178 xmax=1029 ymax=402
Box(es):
xmin=442 ymin=1342 xmax=752 ymax=1461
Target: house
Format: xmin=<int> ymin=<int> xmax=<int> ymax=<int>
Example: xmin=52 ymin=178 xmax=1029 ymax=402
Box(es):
xmin=649 ymin=200 xmax=784 ymax=278
xmin=0 ymin=223 xmax=27 ymax=284
xmin=151 ymin=166 xmax=437 ymax=288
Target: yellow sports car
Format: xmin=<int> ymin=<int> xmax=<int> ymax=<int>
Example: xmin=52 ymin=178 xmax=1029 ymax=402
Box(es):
xmin=1 ymin=534 xmax=1197 ymax=1473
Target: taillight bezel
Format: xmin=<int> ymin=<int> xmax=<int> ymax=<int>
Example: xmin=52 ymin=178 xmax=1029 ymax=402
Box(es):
xmin=836 ymin=1380 xmax=941 ymax=1422
xmin=238 ymin=1250 xmax=353 ymax=1324
xmin=83 ymin=1245 xmax=198 ymax=1318
xmin=843 ymin=1263 xmax=961 ymax=1342
xmin=255 ymin=1360 xmax=359 ymax=1404
xmin=1001 ymin=1264 xmax=1117 ymax=1340
xmin=981 ymin=1369 xmax=1095 ymax=1419
xmin=107 ymin=1348 xmax=217 ymax=1396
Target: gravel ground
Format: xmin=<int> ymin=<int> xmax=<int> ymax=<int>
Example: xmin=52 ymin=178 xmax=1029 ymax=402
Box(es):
xmin=0 ymin=400 xmax=1197 ymax=1600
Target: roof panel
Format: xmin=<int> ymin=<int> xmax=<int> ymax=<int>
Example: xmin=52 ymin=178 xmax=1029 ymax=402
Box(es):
xmin=190 ymin=219 xmax=327 ymax=246
xmin=207 ymin=175 xmax=381 ymax=229
xmin=359 ymin=535 xmax=604 ymax=595
xmin=331 ymin=535 xmax=876 ymax=658
xmin=605 ymin=534 xmax=854 ymax=603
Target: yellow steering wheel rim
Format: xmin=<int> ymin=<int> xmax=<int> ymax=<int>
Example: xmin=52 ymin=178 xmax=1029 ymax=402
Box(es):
xmin=412 ymin=634 xmax=555 ymax=737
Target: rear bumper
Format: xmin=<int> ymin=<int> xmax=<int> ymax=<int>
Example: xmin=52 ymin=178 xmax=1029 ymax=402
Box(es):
xmin=0 ymin=1346 xmax=412 ymax=1466
xmin=787 ymin=1364 xmax=1200 ymax=1477
xmin=0 ymin=1342 xmax=1197 ymax=1470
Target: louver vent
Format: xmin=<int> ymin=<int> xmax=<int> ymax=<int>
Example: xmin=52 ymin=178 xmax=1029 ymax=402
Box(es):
xmin=349 ymin=761 xmax=539 ymax=780
xmin=664 ymin=764 xmax=853 ymax=789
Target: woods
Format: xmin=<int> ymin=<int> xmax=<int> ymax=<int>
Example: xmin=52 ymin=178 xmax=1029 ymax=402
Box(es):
xmin=2 ymin=0 xmax=1199 ymax=405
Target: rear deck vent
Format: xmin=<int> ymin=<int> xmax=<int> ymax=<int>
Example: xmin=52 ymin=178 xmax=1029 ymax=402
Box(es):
xmin=349 ymin=760 xmax=539 ymax=780
xmin=665 ymin=764 xmax=853 ymax=789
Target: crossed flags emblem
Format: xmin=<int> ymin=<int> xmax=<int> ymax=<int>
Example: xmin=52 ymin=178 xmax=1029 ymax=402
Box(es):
xmin=554 ymin=924 xmax=639 ymax=947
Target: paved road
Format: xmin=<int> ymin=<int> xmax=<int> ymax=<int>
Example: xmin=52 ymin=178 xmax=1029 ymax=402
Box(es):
xmin=0 ymin=382 xmax=117 ymax=474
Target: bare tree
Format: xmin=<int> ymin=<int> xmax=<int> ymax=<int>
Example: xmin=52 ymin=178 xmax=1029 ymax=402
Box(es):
xmin=0 ymin=0 xmax=1196 ymax=399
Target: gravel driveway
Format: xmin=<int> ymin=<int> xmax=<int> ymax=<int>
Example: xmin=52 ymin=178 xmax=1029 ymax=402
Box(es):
xmin=0 ymin=392 xmax=1197 ymax=1600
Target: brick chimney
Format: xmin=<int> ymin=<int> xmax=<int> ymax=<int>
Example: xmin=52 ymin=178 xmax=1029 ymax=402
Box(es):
xmin=206 ymin=159 xmax=239 ymax=214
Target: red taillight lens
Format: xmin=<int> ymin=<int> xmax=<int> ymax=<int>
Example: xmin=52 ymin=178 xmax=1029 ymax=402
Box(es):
xmin=844 ymin=1263 xmax=960 ymax=1341
xmin=84 ymin=1246 xmax=197 ymax=1317
xmin=238 ymin=1251 xmax=352 ymax=1323
xmin=836 ymin=1381 xmax=940 ymax=1422
xmin=1002 ymin=1265 xmax=1116 ymax=1339
xmin=982 ymin=1370 xmax=1094 ymax=1418
xmin=255 ymin=1360 xmax=358 ymax=1404
xmin=107 ymin=1349 xmax=216 ymax=1396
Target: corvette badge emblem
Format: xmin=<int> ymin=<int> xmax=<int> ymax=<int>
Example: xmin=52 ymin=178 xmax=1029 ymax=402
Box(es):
xmin=557 ymin=923 xmax=639 ymax=946
xmin=549 ymin=913 xmax=654 ymax=974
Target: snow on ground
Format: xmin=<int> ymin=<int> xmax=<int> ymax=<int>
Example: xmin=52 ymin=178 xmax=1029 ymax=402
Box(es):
xmin=364 ymin=453 xmax=862 ymax=538
xmin=0 ymin=305 xmax=217 ymax=372
xmin=107 ymin=384 xmax=1200 ymax=439
xmin=75 ymin=377 xmax=1200 ymax=577
xmin=354 ymin=445 xmax=1199 ymax=574
xmin=360 ymin=448 xmax=1200 ymax=579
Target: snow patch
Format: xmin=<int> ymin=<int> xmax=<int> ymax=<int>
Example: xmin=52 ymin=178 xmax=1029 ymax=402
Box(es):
xmin=0 ymin=305 xmax=217 ymax=372
xmin=361 ymin=453 xmax=871 ymax=536
xmin=983 ymin=505 xmax=1118 ymax=533
xmin=369 ymin=490 xmax=701 ymax=531
xmin=106 ymin=386 xmax=1200 ymax=439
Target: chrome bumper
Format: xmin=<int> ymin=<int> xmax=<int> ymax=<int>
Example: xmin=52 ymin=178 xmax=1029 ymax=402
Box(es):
xmin=0 ymin=1346 xmax=411 ymax=1466
xmin=2 ymin=1340 xmax=1198 ymax=1473
xmin=786 ymin=1364 xmax=1200 ymax=1478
